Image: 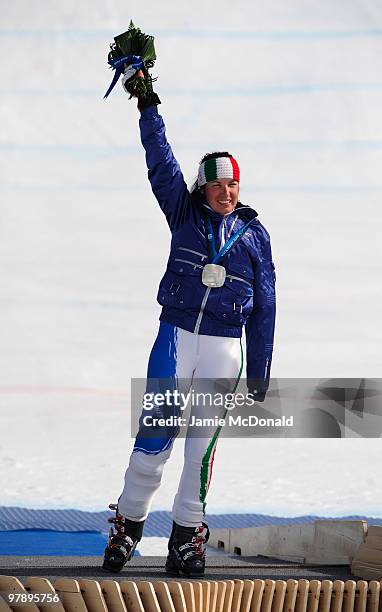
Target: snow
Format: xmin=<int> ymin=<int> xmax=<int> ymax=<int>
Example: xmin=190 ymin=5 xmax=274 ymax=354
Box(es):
xmin=0 ymin=0 xmax=381 ymax=518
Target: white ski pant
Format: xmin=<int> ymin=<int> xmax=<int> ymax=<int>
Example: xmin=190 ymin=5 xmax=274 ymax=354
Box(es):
xmin=118 ymin=321 xmax=243 ymax=527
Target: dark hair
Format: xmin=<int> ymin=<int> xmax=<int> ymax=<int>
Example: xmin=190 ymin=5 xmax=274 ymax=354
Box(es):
xmin=199 ymin=151 xmax=233 ymax=163
xmin=190 ymin=151 xmax=234 ymax=193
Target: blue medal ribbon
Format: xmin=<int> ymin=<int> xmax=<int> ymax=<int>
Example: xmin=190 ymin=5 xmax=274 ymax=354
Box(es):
xmin=205 ymin=216 xmax=254 ymax=264
xmin=103 ymin=54 xmax=144 ymax=99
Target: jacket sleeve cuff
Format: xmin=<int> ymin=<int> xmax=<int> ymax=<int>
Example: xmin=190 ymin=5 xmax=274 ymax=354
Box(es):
xmin=138 ymin=95 xmax=161 ymax=113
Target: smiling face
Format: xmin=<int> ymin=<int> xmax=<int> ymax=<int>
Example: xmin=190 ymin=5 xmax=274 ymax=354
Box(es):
xmin=204 ymin=178 xmax=239 ymax=215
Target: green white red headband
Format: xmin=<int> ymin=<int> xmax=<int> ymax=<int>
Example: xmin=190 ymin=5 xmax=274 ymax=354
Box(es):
xmin=197 ymin=155 xmax=240 ymax=188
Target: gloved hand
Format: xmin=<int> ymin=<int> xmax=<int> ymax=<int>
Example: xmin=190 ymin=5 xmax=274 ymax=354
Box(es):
xmin=122 ymin=61 xmax=161 ymax=110
xmin=248 ymin=390 xmax=266 ymax=403
xmin=247 ymin=380 xmax=268 ymax=403
xmin=104 ymin=53 xmax=160 ymax=109
xmin=121 ymin=55 xmax=145 ymax=90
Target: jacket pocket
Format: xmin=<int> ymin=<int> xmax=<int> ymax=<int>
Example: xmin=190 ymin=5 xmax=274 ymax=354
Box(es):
xmin=218 ymin=284 xmax=253 ymax=324
xmin=170 ymin=258 xmax=204 ymax=275
xmin=157 ymin=258 xmax=204 ymax=309
xmin=225 ymin=261 xmax=254 ymax=297
xmin=212 ymin=263 xmax=254 ymax=325
xmin=226 ymin=261 xmax=255 ymax=286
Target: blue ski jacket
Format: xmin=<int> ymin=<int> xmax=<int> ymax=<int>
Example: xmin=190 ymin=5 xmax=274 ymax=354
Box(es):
xmin=139 ymin=105 xmax=276 ymax=391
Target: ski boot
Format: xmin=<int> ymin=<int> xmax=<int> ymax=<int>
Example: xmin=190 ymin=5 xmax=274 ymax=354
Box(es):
xmin=165 ymin=521 xmax=210 ymax=577
xmin=102 ymin=503 xmax=144 ymax=572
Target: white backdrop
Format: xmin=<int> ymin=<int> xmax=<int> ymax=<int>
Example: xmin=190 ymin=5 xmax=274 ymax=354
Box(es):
xmin=0 ymin=1 xmax=381 ymax=516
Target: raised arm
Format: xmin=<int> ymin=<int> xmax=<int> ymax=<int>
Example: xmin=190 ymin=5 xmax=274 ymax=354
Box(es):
xmin=104 ymin=40 xmax=193 ymax=232
xmin=139 ymin=105 xmax=191 ymax=231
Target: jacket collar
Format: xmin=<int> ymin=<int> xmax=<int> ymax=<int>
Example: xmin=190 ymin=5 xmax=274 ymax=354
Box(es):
xmin=202 ymin=201 xmax=258 ymax=222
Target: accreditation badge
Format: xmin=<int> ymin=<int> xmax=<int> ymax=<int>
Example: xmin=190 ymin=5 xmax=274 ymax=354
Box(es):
xmin=202 ymin=264 xmax=226 ymax=288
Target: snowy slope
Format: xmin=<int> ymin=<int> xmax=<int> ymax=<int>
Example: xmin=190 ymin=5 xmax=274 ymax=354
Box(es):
xmin=0 ymin=0 xmax=381 ymax=516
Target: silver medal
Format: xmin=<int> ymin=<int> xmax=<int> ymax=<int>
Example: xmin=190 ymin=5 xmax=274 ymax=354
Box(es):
xmin=202 ymin=264 xmax=226 ymax=288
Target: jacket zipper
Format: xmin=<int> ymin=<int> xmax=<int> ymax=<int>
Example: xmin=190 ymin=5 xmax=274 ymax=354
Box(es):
xmin=227 ymin=214 xmax=238 ymax=239
xmin=174 ymin=256 xmax=209 ymax=334
xmin=175 ymin=261 xmax=252 ymax=333
xmin=194 ymin=286 xmax=211 ymax=335
xmin=178 ymin=247 xmax=207 ymax=260
xmin=174 ymin=258 xmax=204 ymax=269
xmin=176 ymin=218 xmax=248 ymax=334
xmin=226 ymin=274 xmax=252 ymax=287
xmin=264 ymin=358 xmax=270 ymax=380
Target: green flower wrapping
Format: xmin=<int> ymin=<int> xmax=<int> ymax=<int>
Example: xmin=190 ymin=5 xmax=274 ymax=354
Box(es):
xmin=107 ymin=21 xmax=158 ymax=101
xmin=110 ymin=21 xmax=156 ymax=65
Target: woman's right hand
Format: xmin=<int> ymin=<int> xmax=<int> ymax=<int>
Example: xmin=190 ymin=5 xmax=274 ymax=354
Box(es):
xmin=121 ymin=59 xmax=145 ymax=95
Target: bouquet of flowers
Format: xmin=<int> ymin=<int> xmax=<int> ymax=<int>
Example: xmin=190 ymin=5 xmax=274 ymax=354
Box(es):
xmin=104 ymin=21 xmax=157 ymax=100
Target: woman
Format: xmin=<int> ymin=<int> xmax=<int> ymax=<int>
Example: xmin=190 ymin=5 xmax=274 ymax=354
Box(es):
xmin=103 ymin=70 xmax=276 ymax=576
